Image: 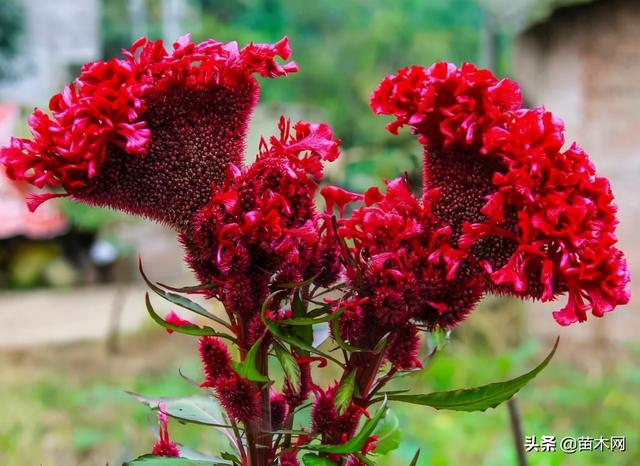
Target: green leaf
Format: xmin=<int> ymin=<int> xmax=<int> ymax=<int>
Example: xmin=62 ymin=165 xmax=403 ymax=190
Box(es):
xmin=408 ymin=449 xmax=421 ymax=466
xmin=372 ymin=409 xmax=401 ymax=455
xmin=305 ymin=397 xmax=388 ymax=454
xmin=291 ymin=290 xmax=306 ymax=316
xmin=230 ymin=334 xmax=270 ymax=383
xmin=274 ymin=342 xmax=301 ymax=392
xmin=124 ymin=454 xmax=229 ymax=465
xmin=371 ymin=333 xmax=389 ymax=354
xmin=277 ymin=307 xmax=344 ymax=326
xmin=354 ymin=453 xmax=376 ymax=466
xmin=388 ymin=337 xmax=559 ymax=412
xmin=126 ymin=393 xmax=232 ymax=428
xmin=428 ymin=327 xmax=450 ymax=351
xmin=220 ymin=452 xmax=241 ymax=465
xmin=139 ymin=258 xmax=231 ymax=330
xmin=145 ymin=294 xmax=234 ymax=341
xmin=301 ymin=453 xmax=338 ymax=466
xmin=156 ymin=282 xmax=218 ymax=294
xmin=335 ymin=370 xmax=356 ymax=415
xmin=261 ymin=291 xmax=344 ymax=367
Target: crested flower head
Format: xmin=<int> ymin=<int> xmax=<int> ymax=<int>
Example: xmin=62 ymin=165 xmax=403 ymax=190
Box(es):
xmin=371 ymin=62 xmax=630 ymax=325
xmin=329 ymin=177 xmax=485 ymax=366
xmin=0 ymin=35 xmax=297 ymax=230
xmin=185 ymin=117 xmax=342 ymax=326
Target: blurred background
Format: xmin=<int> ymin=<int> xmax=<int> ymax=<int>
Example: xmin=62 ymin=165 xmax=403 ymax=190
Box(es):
xmin=0 ymin=0 xmax=638 ymax=464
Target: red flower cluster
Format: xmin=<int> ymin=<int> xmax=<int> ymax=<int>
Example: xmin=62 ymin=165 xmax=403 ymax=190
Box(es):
xmin=310 ymin=382 xmax=378 ymax=465
xmin=0 ymin=35 xmax=297 ymax=230
xmin=371 ymin=62 xmax=630 ymax=325
xmin=1 ymin=33 xmax=632 ymax=464
xmin=198 ymin=336 xmax=260 ymax=422
xmin=329 ymin=178 xmax=484 ymax=369
xmin=185 ymin=117 xmax=342 ymax=343
xmin=311 ymin=383 xmax=363 ymax=444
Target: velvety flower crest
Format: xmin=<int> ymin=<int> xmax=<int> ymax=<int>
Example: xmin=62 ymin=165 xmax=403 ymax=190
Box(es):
xmin=1 ymin=35 xmax=297 ymax=230
xmin=371 ymin=62 xmax=630 ymax=325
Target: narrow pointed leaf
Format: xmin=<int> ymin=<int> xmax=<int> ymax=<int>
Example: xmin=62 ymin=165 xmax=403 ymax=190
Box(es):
xmin=274 ymin=342 xmax=301 ymax=391
xmin=301 ymin=454 xmax=338 ymax=466
xmin=139 ymin=258 xmax=231 ymax=329
xmin=231 ymin=334 xmax=269 ymax=383
xmin=261 ymin=291 xmax=344 ymax=367
xmin=276 ymin=271 xmax=322 ymax=289
xmin=145 ymin=294 xmax=235 ymax=341
xmin=157 ymin=282 xmax=218 ymax=294
xmin=388 ymin=338 xmax=559 ymax=412
xmin=220 ymin=452 xmax=241 ymax=465
xmin=335 ymin=370 xmax=356 ymax=415
xmin=277 ymin=307 xmax=344 ymax=326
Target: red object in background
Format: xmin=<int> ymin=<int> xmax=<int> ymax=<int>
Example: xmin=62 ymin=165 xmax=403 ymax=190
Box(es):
xmin=0 ymin=103 xmax=67 ymax=239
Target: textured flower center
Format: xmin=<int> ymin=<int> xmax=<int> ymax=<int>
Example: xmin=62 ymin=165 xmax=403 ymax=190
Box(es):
xmin=424 ymin=148 xmax=519 ymax=275
xmin=77 ymin=84 xmax=255 ymax=230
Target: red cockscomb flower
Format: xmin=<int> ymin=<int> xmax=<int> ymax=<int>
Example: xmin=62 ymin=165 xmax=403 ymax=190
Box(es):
xmin=184 ymin=117 xmax=342 ymax=339
xmin=371 ymin=62 xmax=630 ymax=325
xmin=328 ymin=177 xmax=485 ymax=366
xmin=0 ymin=35 xmax=297 ymax=230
